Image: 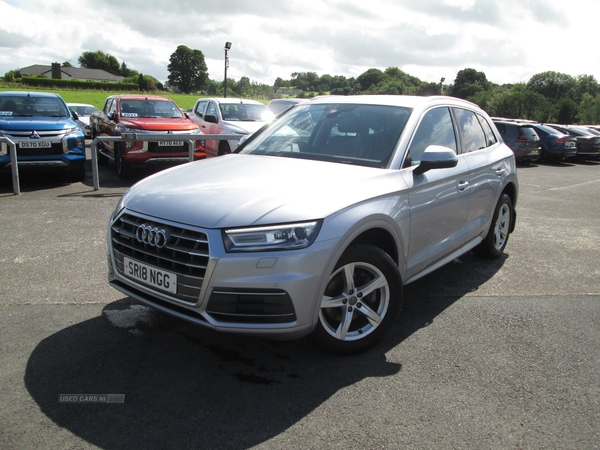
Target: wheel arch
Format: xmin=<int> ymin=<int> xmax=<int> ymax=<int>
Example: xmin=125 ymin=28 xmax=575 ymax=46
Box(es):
xmin=501 ymin=181 xmax=518 ymax=233
xmin=309 ymin=214 xmax=407 ymax=327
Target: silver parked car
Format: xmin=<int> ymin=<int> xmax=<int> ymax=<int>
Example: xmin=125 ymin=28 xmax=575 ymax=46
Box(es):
xmin=107 ymin=95 xmax=518 ymax=354
xmin=67 ymin=102 xmax=100 ymax=138
xmin=189 ymin=98 xmax=274 ymax=157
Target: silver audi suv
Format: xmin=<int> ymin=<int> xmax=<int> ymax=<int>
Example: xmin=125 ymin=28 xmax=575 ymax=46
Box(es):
xmin=107 ymin=95 xmax=518 ymax=354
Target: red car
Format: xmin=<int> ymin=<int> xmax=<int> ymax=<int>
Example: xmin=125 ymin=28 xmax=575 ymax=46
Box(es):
xmin=91 ymin=95 xmax=205 ymax=178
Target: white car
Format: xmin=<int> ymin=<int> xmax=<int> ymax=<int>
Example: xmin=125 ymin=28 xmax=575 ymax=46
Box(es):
xmin=67 ymin=103 xmax=99 ymax=138
xmin=107 ymin=95 xmax=518 ymax=354
xmin=189 ymin=98 xmax=274 ymax=157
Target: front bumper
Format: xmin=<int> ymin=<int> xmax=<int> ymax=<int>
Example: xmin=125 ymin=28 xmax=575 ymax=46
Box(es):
xmin=107 ymin=209 xmax=336 ymax=339
xmin=0 ymin=134 xmax=86 ymax=171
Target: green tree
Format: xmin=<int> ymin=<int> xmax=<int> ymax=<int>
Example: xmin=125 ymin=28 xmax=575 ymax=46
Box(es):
xmin=78 ymin=51 xmax=121 ymax=75
xmin=61 ymin=61 xmax=73 ymax=68
xmin=556 ymin=97 xmax=579 ymax=124
xmin=575 ymin=75 xmax=599 ymax=102
xmin=120 ymin=61 xmax=139 ymax=78
xmin=317 ymin=74 xmax=333 ymax=92
xmin=450 ymin=68 xmax=490 ymax=100
xmin=527 ymin=71 xmax=577 ymax=101
xmin=167 ymin=45 xmax=208 ymax=94
xmin=4 ymin=69 xmax=21 ymax=82
xmin=578 ymin=93 xmax=600 ymax=124
xmin=357 ymin=68 xmax=385 ymax=91
xmin=274 ymin=77 xmax=287 ymax=88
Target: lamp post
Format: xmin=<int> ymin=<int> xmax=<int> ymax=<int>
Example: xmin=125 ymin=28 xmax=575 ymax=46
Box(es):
xmin=439 ymin=77 xmax=445 ymax=95
xmin=224 ymin=42 xmax=232 ymax=98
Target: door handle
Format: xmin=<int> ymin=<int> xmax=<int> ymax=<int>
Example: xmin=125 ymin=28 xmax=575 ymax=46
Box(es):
xmin=458 ymin=180 xmax=469 ymax=191
xmin=495 ymin=167 xmax=505 ymax=176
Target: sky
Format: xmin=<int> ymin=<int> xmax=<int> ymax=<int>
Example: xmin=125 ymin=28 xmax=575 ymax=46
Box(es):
xmin=0 ymin=0 xmax=598 ymax=88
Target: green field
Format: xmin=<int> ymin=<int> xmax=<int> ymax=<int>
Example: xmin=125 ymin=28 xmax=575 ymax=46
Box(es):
xmin=0 ymin=84 xmax=212 ymax=110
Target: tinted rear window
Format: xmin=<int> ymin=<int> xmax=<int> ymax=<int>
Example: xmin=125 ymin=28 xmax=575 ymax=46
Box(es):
xmin=519 ymin=127 xmax=538 ymax=139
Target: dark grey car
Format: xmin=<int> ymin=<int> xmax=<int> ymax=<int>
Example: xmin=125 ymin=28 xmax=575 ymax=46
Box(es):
xmin=493 ymin=120 xmax=541 ymax=163
xmin=545 ymin=124 xmax=600 ymax=161
xmin=526 ymin=123 xmax=577 ymax=162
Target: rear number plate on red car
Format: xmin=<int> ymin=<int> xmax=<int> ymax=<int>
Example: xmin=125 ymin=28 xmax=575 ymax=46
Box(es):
xmin=158 ymin=141 xmax=184 ymax=146
xmin=123 ymin=257 xmax=177 ymax=294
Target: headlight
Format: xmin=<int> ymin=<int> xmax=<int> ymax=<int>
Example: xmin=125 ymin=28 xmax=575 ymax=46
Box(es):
xmin=64 ymin=126 xmax=81 ymax=136
xmin=110 ymin=190 xmax=129 ymax=222
xmin=223 ymin=221 xmax=322 ymax=252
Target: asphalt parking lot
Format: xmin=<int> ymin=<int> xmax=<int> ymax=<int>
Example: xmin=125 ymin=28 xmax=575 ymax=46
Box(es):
xmin=1 ymin=155 xmax=599 ymax=449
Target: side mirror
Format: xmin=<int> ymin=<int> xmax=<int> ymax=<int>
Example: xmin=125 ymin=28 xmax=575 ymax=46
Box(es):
xmin=413 ymin=145 xmax=458 ymax=175
xmin=107 ymin=111 xmax=116 ymax=121
xmin=204 ymin=114 xmax=218 ymax=124
xmin=71 ymin=111 xmax=79 ymax=121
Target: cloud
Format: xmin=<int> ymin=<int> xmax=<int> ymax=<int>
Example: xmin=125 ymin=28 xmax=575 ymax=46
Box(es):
xmin=0 ymin=28 xmax=31 ymax=49
xmin=0 ymin=0 xmax=594 ymax=87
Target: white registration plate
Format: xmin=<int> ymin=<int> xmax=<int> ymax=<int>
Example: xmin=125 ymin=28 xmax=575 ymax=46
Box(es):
xmin=19 ymin=140 xmax=51 ymax=149
xmin=158 ymin=140 xmax=184 ymax=146
xmin=123 ymin=257 xmax=177 ymax=294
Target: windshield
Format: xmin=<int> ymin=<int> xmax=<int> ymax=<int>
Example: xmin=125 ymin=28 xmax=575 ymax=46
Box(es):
xmin=0 ymin=96 xmax=70 ymax=118
xmin=120 ymin=100 xmax=184 ymax=119
xmin=240 ymin=103 xmax=411 ymax=168
xmin=219 ymin=103 xmax=273 ymax=122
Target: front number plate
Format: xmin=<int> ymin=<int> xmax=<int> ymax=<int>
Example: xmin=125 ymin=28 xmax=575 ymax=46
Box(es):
xmin=123 ymin=257 xmax=177 ymax=294
xmin=19 ymin=140 xmax=51 ymax=148
xmin=158 ymin=141 xmax=184 ymax=146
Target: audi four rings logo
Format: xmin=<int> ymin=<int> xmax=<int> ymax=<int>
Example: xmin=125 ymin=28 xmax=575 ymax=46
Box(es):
xmin=136 ymin=224 xmax=169 ymax=248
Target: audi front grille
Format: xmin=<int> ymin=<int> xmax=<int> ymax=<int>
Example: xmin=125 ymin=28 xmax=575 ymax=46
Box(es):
xmin=111 ymin=213 xmax=209 ymax=304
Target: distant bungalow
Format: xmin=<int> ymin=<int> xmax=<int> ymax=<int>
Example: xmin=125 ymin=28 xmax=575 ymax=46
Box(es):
xmin=19 ymin=63 xmax=124 ymax=83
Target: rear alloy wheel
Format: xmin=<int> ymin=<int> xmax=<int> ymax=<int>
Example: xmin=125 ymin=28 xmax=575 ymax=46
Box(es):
xmin=474 ymin=193 xmax=513 ymax=259
xmin=115 ymin=143 xmax=132 ymax=179
xmin=310 ymin=245 xmax=402 ymax=355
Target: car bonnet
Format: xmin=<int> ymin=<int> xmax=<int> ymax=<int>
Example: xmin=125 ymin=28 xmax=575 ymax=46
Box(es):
xmin=122 ymin=154 xmax=405 ymax=229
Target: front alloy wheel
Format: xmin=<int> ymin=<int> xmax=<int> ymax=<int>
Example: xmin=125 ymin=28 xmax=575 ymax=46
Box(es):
xmin=310 ymin=245 xmax=402 ymax=355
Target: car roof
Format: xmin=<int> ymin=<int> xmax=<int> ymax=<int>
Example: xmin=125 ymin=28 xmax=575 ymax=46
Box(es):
xmin=308 ymin=94 xmax=482 ymax=111
xmin=203 ymin=98 xmax=265 ymax=106
xmin=0 ymin=91 xmax=61 ymax=99
xmin=66 ymin=102 xmax=96 ymax=107
xmin=492 ymin=119 xmax=530 ymax=126
xmin=111 ymin=95 xmax=172 ymax=101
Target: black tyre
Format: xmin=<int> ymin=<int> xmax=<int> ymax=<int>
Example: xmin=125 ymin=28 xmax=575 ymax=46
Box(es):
xmin=218 ymin=141 xmax=231 ymax=156
xmin=539 ymin=147 xmax=546 ymax=163
xmin=309 ymin=245 xmax=403 ymax=355
xmin=115 ymin=143 xmax=132 ymax=179
xmin=473 ymin=193 xmax=513 ymax=259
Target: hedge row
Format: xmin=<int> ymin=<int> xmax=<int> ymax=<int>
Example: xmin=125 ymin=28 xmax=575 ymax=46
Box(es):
xmin=20 ymin=77 xmax=138 ymax=91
